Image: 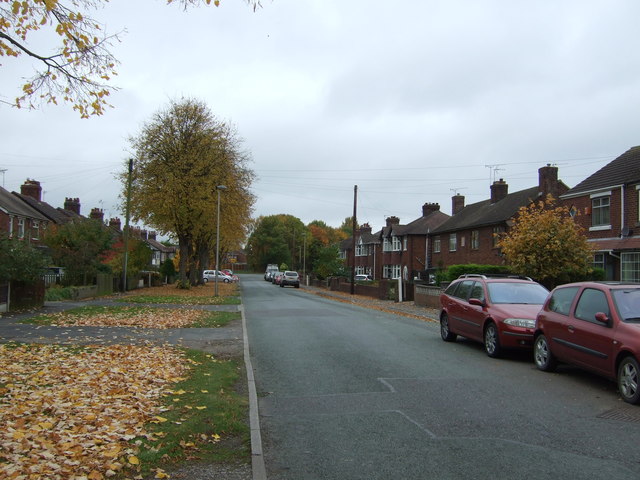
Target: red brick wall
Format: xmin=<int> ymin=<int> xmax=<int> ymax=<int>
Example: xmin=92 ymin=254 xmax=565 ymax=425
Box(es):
xmin=430 ymin=225 xmax=506 ymax=268
xmin=562 ymin=186 xmax=640 ymax=240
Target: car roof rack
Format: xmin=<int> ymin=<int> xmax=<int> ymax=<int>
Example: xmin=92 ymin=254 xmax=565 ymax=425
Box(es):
xmin=458 ymin=273 xmax=533 ymax=281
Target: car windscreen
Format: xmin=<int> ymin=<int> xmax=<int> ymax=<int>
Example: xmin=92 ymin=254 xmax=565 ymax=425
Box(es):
xmin=486 ymin=282 xmax=549 ymax=304
xmin=612 ymin=288 xmax=640 ymax=322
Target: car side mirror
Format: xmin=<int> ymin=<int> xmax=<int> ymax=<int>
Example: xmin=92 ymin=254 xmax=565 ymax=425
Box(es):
xmin=469 ymin=298 xmax=484 ymax=307
xmin=594 ymin=312 xmax=609 ymax=324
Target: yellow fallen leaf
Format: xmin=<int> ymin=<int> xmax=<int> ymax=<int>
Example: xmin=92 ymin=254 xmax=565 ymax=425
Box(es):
xmin=154 ymin=416 xmax=168 ymax=423
xmin=196 ymin=406 xmax=207 ymax=410
xmin=200 ymin=390 xmax=209 ymax=393
xmin=155 ymin=468 xmax=170 ymax=478
xmin=128 ymin=455 xmax=140 ymax=465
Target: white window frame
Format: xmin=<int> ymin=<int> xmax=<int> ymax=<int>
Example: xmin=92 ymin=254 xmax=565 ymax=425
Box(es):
xmin=383 ymin=237 xmax=392 ymax=252
xmin=449 ymin=233 xmax=457 ymax=252
xmin=392 ymin=236 xmax=402 ymax=251
xmin=32 ymin=220 xmax=40 ymax=240
xmin=18 ymin=217 xmax=25 ymax=239
xmin=433 ymin=236 xmax=441 ymax=253
xmin=622 ymin=252 xmax=640 ymax=283
xmin=355 ymin=238 xmax=365 ymax=257
xmin=403 ymin=236 xmax=408 ymax=251
xmin=590 ymin=192 xmax=611 ymax=230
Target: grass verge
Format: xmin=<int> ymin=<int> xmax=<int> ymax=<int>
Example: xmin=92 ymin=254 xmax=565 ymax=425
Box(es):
xmin=120 ymin=295 xmax=241 ymax=305
xmin=136 ymin=349 xmax=250 ymax=477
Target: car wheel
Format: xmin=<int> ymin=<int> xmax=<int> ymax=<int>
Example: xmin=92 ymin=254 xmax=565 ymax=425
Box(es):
xmin=484 ymin=322 xmax=502 ymax=358
xmin=533 ymin=334 xmax=557 ymax=372
xmin=203 ymin=278 xmax=208 ymax=283
xmin=224 ymin=278 xmax=230 ymax=283
xmin=280 ymin=283 xmax=284 ymax=287
xmin=440 ymin=313 xmax=457 ymax=342
xmin=618 ymin=356 xmax=640 ymax=404
xmin=295 ymin=284 xmax=299 ymax=288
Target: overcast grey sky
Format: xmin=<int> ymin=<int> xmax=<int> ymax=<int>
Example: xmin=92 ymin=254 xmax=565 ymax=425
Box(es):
xmin=2 ymin=0 xmax=640 ymax=236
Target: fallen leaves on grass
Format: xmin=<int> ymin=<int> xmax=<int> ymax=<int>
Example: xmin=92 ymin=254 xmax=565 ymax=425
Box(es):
xmin=41 ymin=307 xmax=211 ymax=329
xmin=0 ymin=344 xmax=189 ymax=479
xmin=127 ymin=283 xmax=238 ymax=299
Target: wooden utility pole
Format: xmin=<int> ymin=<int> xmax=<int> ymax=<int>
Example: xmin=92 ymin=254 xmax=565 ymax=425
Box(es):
xmin=351 ymin=185 xmax=357 ymax=295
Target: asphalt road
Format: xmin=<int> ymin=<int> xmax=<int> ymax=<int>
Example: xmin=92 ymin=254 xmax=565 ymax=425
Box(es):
xmin=242 ymin=274 xmax=640 ymax=480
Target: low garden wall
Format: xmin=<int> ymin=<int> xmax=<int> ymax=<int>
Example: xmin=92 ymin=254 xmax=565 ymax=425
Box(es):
xmin=414 ymin=284 xmax=443 ymax=309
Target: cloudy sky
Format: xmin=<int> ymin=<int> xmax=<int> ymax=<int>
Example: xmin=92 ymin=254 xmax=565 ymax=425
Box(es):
xmin=2 ymin=0 xmax=640 ymax=237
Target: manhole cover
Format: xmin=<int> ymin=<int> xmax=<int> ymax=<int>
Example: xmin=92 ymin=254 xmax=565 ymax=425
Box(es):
xmin=597 ymin=407 xmax=640 ymax=423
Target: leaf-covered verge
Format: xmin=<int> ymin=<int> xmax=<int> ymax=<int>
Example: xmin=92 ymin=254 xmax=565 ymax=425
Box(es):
xmin=121 ymin=283 xmax=240 ymax=306
xmin=21 ymin=306 xmax=239 ymax=329
xmin=0 ymin=344 xmax=249 ymax=479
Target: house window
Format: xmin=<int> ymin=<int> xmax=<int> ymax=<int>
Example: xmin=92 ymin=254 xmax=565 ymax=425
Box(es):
xmin=460 ymin=236 xmax=466 ymax=248
xmin=383 ymin=237 xmax=392 ymax=252
xmin=392 ymin=236 xmax=402 ymax=251
xmin=449 ymin=233 xmax=457 ymax=252
xmin=471 ymin=230 xmax=479 ymax=250
xmin=403 ymin=236 xmax=408 ymax=251
xmin=591 ymin=196 xmax=610 ymax=227
xmin=18 ymin=218 xmax=25 ymax=239
xmin=622 ymin=252 xmax=640 ymax=282
xmin=383 ymin=264 xmax=401 ymax=279
xmin=355 ymin=238 xmax=365 ymax=257
xmin=433 ymin=236 xmax=441 ymax=253
xmin=492 ymin=226 xmax=504 ymax=248
xmin=593 ymin=253 xmax=605 ymax=271
xmin=32 ymin=220 xmax=40 ymax=240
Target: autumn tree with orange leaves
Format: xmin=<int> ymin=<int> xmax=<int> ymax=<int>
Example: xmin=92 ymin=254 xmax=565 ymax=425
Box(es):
xmin=0 ymin=0 xmax=259 ymax=117
xmin=497 ymin=196 xmax=593 ymax=288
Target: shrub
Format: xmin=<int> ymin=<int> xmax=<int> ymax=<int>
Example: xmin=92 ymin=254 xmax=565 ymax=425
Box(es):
xmin=445 ymin=264 xmax=512 ymax=281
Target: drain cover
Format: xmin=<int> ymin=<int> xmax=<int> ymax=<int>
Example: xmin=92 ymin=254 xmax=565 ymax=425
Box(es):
xmin=598 ymin=407 xmax=640 ymax=423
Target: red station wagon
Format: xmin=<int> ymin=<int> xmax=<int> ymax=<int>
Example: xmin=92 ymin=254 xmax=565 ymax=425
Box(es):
xmin=534 ymin=282 xmax=640 ymax=404
xmin=440 ymin=274 xmax=549 ymax=358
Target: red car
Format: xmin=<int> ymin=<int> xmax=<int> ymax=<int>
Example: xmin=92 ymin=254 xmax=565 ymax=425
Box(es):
xmin=534 ymin=281 xmax=640 ymax=404
xmin=439 ymin=274 xmax=549 ymax=358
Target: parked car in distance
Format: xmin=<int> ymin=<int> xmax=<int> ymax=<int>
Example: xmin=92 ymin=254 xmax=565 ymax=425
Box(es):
xmin=440 ymin=274 xmax=549 ymax=358
xmin=534 ymin=281 xmax=640 ymax=404
xmin=265 ymin=264 xmax=278 ymax=281
xmin=280 ymin=271 xmax=300 ymax=288
xmin=354 ymin=274 xmax=373 ymax=282
xmin=268 ymin=271 xmax=281 ymax=283
xmin=273 ymin=272 xmax=284 ymax=285
xmin=203 ymin=270 xmax=234 ymax=283
xmin=221 ymin=269 xmax=239 ymax=282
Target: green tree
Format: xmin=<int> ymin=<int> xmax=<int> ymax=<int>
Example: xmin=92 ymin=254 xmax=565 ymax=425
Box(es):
xmin=104 ymin=237 xmax=151 ymax=276
xmin=497 ymin=196 xmax=593 ymax=288
xmin=313 ymin=245 xmax=346 ymax=280
xmin=43 ymin=218 xmax=114 ymax=285
xmin=0 ymin=234 xmax=49 ymax=283
xmin=246 ymin=214 xmax=307 ymax=271
xmin=126 ymin=98 xmax=254 ymax=286
xmin=1 ymin=0 xmax=259 ymax=117
xmin=338 ymin=216 xmax=358 ymax=237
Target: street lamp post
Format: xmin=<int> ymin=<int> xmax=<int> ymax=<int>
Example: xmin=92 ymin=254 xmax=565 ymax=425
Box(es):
xmin=215 ymin=185 xmax=226 ymax=297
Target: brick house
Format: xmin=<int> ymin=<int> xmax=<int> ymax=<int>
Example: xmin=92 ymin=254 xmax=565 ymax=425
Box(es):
xmin=354 ymin=223 xmax=382 ymax=279
xmin=343 ymin=202 xmax=449 ymax=280
xmin=430 ymin=165 xmax=568 ymax=269
xmin=13 ymin=179 xmax=83 ymax=225
xmin=560 ymin=146 xmax=640 ymax=281
xmin=0 ymin=185 xmax=49 ymax=243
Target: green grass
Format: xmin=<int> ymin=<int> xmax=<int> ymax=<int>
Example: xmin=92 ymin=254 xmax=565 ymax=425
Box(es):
xmin=119 ymin=295 xmax=241 ymax=305
xmin=135 ymin=350 xmax=249 ymax=476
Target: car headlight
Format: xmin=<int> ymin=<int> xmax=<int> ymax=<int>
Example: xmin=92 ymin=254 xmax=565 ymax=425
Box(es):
xmin=503 ymin=318 xmax=535 ymax=328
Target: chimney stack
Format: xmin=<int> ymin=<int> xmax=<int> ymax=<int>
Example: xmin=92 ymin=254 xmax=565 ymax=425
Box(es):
xmin=385 ymin=216 xmax=400 ymax=227
xmin=21 ymin=179 xmax=42 ymax=201
xmin=538 ymin=164 xmax=559 ymax=198
xmin=490 ymin=179 xmax=508 ymax=204
xmin=148 ymin=231 xmax=157 ymax=241
xmin=422 ymin=202 xmax=440 ymax=217
xmin=358 ymin=223 xmax=372 ymax=235
xmin=90 ymin=208 xmax=104 ymax=222
xmin=64 ymin=197 xmax=81 ymax=215
xmin=452 ymin=194 xmax=465 ymax=215
xmin=109 ymin=217 xmax=122 ymax=232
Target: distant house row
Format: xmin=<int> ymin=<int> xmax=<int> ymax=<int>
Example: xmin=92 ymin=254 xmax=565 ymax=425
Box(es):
xmin=340 ymin=146 xmax=640 ymax=283
xmin=0 ymin=179 xmax=176 ymax=266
